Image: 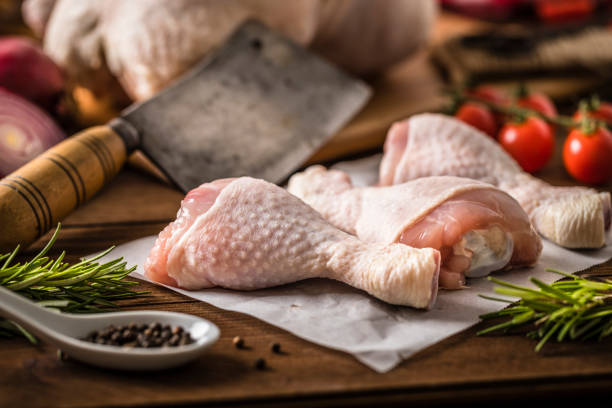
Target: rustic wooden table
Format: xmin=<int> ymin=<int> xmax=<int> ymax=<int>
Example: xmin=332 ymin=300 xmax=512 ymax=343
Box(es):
xmin=2 ymin=11 xmax=612 ymax=408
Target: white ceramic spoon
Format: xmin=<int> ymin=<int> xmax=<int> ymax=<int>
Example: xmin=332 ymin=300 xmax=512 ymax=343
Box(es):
xmin=0 ymin=285 xmax=220 ymax=370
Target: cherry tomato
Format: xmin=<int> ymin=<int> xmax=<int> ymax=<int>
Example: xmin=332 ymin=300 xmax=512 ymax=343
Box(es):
xmin=466 ymin=85 xmax=509 ymax=125
xmin=517 ymin=92 xmax=557 ymax=119
xmin=563 ymin=126 xmax=612 ymax=184
xmin=498 ymin=117 xmax=554 ymax=173
xmin=455 ymin=102 xmax=497 ymax=138
xmin=535 ymin=0 xmax=594 ymax=23
xmin=466 ymin=86 xmax=509 ymax=106
xmin=573 ymin=101 xmax=612 ymax=126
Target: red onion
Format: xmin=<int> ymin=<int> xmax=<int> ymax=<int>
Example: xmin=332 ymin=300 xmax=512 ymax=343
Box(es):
xmin=0 ymin=36 xmax=65 ymax=112
xmin=0 ymin=90 xmax=65 ymax=177
xmin=440 ymin=0 xmax=526 ymax=20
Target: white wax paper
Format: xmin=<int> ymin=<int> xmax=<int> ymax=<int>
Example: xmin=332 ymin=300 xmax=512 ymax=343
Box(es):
xmin=102 ymin=155 xmax=612 ymax=372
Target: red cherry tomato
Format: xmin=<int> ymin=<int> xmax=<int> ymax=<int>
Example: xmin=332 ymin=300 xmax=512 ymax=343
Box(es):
xmin=466 ymin=85 xmax=509 ymax=125
xmin=498 ymin=117 xmax=554 ymax=173
xmin=455 ymin=102 xmax=497 ymax=138
xmin=535 ymin=0 xmax=595 ymax=23
xmin=466 ymin=86 xmax=509 ymax=106
xmin=573 ymin=101 xmax=612 ymax=126
xmin=517 ymin=92 xmax=557 ymax=118
xmin=563 ymin=126 xmax=612 ymax=184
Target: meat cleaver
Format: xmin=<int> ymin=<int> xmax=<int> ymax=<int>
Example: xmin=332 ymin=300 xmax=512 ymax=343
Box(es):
xmin=0 ymin=20 xmax=371 ymax=251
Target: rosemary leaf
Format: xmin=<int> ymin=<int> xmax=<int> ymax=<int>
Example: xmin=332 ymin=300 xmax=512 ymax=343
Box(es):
xmin=478 ymin=270 xmax=612 ymax=351
xmin=535 ymin=320 xmax=563 ymax=352
xmin=478 ymin=294 xmax=514 ymax=304
xmin=557 ymin=312 xmax=583 ymax=342
xmin=530 ymin=278 xmax=577 ymax=305
xmin=0 ymin=224 xmax=150 ymax=340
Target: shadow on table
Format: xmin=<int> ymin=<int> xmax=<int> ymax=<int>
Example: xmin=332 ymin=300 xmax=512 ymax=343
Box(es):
xmin=59 ymin=351 xmax=247 ymax=386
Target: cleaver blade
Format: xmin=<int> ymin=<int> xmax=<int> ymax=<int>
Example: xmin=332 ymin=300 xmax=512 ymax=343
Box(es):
xmin=112 ymin=20 xmax=372 ymax=192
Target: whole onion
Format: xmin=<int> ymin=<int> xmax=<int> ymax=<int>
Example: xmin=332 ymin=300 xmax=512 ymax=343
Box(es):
xmin=440 ymin=0 xmax=525 ymax=20
xmin=0 ymin=36 xmax=65 ymax=111
xmin=0 ymin=90 xmax=65 ymax=177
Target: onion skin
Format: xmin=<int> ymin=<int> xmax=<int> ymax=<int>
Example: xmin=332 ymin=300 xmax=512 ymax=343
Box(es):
xmin=0 ymin=90 xmax=65 ymax=177
xmin=0 ymin=36 xmax=65 ymax=112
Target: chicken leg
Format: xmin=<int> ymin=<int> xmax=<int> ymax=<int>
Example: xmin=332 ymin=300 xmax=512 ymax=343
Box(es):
xmin=379 ymin=113 xmax=611 ymax=249
xmin=145 ymin=177 xmax=441 ymax=309
xmin=288 ymin=166 xmax=541 ymax=289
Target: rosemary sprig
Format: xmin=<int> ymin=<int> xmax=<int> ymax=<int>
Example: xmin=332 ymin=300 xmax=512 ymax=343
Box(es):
xmin=477 ymin=269 xmax=612 ymax=351
xmin=0 ymin=224 xmax=150 ymax=341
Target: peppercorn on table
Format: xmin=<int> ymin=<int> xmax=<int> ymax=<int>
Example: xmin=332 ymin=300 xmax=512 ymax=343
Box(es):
xmin=2 ymin=11 xmax=612 ymax=408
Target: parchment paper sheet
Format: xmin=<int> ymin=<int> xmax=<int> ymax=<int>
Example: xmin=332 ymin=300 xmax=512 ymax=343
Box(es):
xmin=103 ymin=155 xmax=612 ymax=372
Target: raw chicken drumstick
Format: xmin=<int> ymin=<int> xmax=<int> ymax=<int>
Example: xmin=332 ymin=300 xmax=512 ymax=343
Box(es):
xmin=145 ymin=177 xmax=441 ymax=309
xmin=379 ymin=113 xmax=611 ymax=249
xmin=288 ymin=167 xmax=542 ymax=289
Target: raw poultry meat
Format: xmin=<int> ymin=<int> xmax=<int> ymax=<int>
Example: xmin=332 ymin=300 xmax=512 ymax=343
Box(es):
xmin=288 ymin=167 xmax=541 ymax=289
xmin=379 ymin=113 xmax=611 ymax=249
xmin=145 ymin=177 xmax=441 ymax=309
xmin=23 ymin=0 xmax=436 ymax=101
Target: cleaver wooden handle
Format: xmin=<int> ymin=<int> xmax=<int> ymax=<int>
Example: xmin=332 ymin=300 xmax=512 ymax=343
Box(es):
xmin=0 ymin=126 xmax=128 ymax=252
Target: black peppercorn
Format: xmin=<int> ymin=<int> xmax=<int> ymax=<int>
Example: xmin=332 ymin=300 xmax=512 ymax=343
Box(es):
xmin=82 ymin=322 xmax=193 ymax=348
xmin=255 ymin=358 xmax=266 ymax=370
xmin=169 ymin=334 xmax=180 ymax=346
xmin=270 ymin=342 xmax=281 ymax=353
xmin=110 ymin=331 xmax=120 ymax=343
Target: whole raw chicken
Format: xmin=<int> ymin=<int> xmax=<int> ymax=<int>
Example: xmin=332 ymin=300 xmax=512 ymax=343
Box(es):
xmin=288 ymin=166 xmax=542 ymax=289
xmin=379 ymin=113 xmax=612 ymax=249
xmin=23 ymin=0 xmax=436 ymax=101
xmin=145 ymin=177 xmax=441 ymax=309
